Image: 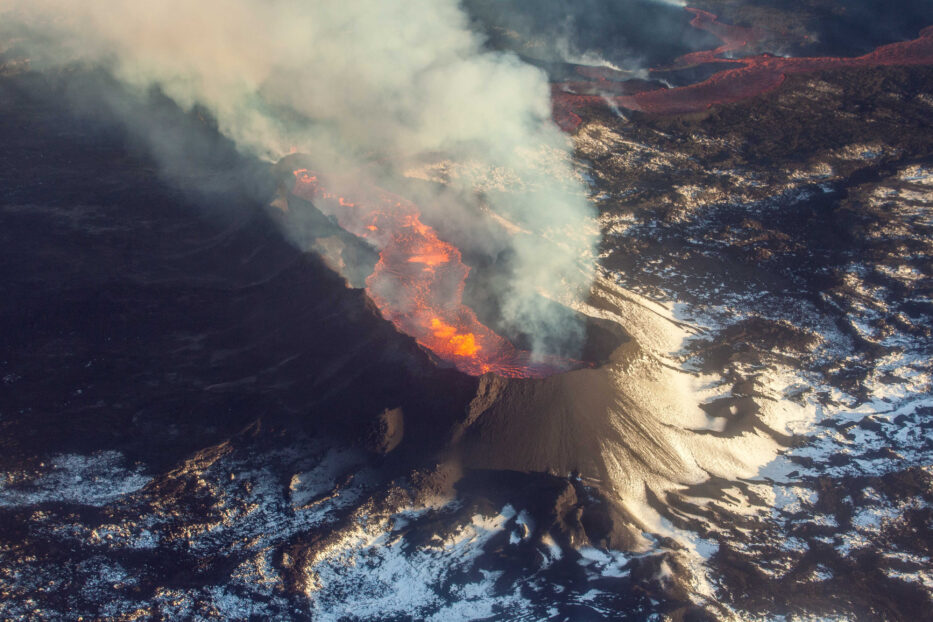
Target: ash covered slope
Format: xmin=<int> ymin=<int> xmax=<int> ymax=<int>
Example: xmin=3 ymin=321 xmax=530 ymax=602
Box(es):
xmin=458 ymin=367 xmax=621 ymax=479
xmin=0 ymin=68 xmax=478 ymax=474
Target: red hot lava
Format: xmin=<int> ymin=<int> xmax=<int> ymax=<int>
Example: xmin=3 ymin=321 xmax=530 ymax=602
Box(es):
xmin=552 ymin=8 xmax=933 ymax=130
xmin=291 ymin=169 xmax=577 ymax=378
xmin=668 ymin=8 xmax=770 ymax=69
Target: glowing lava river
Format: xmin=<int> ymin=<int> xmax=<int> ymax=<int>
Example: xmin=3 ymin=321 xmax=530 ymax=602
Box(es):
xmin=291 ymin=169 xmax=576 ymax=378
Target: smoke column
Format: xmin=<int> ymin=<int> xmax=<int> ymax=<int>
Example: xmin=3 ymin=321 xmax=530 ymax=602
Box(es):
xmin=3 ymin=0 xmax=596 ymax=359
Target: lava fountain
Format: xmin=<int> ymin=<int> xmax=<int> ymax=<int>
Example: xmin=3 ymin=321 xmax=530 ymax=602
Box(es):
xmin=291 ymin=169 xmax=582 ymax=378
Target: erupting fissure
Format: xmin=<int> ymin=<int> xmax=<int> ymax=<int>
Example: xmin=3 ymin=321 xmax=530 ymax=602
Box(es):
xmin=552 ymin=7 xmax=933 ymax=130
xmin=291 ymin=169 xmax=577 ymax=378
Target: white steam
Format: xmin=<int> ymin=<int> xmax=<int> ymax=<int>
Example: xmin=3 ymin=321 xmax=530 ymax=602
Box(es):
xmin=4 ymin=0 xmax=596 ymax=357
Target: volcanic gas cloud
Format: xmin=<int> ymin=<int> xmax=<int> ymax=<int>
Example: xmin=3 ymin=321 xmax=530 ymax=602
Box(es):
xmin=5 ymin=0 xmax=598 ymax=370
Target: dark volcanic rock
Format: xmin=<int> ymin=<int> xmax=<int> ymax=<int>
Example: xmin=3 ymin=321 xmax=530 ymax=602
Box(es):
xmin=362 ymin=407 xmax=405 ymax=455
xmin=455 ymin=368 xmax=619 ymax=479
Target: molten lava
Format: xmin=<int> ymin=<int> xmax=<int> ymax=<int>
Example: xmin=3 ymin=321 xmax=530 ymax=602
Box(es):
xmin=552 ymin=8 xmax=933 ymax=130
xmin=290 ymin=170 xmax=576 ymax=378
xmin=667 ymin=8 xmax=770 ymax=70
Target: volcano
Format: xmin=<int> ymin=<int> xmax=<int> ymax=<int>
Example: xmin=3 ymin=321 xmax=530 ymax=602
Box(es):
xmin=3 ymin=1 xmax=933 ymax=620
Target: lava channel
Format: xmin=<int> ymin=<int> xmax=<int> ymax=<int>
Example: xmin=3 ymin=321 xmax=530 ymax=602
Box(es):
xmin=552 ymin=8 xmax=933 ymax=130
xmin=291 ymin=169 xmax=580 ymax=378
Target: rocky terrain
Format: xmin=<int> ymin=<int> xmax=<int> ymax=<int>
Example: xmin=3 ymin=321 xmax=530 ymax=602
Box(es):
xmin=1 ymin=2 xmax=932 ymax=620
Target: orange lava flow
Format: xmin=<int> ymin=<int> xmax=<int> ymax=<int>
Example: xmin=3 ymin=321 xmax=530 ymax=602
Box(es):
xmin=552 ymin=8 xmax=933 ymax=130
xmin=667 ymin=8 xmax=770 ymax=70
xmin=290 ymin=169 xmax=575 ymax=378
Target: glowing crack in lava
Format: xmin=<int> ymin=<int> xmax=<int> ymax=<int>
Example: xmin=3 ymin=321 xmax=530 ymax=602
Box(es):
xmin=291 ymin=169 xmax=578 ymax=378
xmin=552 ymin=8 xmax=933 ymax=130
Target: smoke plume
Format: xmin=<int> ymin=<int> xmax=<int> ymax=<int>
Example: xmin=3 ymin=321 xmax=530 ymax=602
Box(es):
xmin=3 ymin=0 xmax=597 ymax=359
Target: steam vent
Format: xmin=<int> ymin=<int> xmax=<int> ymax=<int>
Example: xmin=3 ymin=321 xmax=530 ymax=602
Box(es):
xmin=2 ymin=1 xmax=933 ymax=620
